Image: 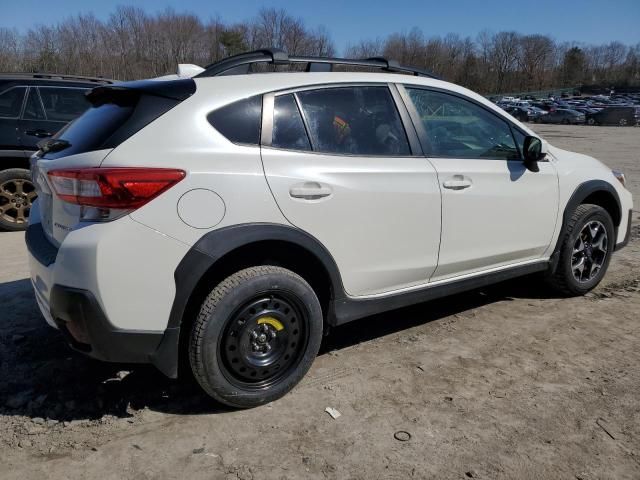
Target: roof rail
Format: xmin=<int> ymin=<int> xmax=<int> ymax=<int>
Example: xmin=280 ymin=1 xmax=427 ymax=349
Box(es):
xmin=196 ymin=48 xmax=440 ymax=79
xmin=0 ymin=72 xmax=113 ymax=83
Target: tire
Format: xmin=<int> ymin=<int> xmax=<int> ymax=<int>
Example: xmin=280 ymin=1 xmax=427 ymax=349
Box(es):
xmin=587 ymin=118 xmax=596 ymax=126
xmin=0 ymin=168 xmax=36 ymax=232
xmin=189 ymin=266 xmax=323 ymax=408
xmin=546 ymin=204 xmax=614 ymax=296
xmin=619 ymin=118 xmax=628 ymax=126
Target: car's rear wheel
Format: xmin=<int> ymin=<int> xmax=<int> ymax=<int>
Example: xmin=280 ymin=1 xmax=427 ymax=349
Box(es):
xmin=0 ymin=168 xmax=37 ymax=232
xmin=546 ymin=204 xmax=614 ymax=296
xmin=189 ymin=266 xmax=323 ymax=408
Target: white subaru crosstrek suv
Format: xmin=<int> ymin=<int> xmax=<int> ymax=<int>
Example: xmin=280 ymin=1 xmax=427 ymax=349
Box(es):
xmin=27 ymin=50 xmax=633 ymax=408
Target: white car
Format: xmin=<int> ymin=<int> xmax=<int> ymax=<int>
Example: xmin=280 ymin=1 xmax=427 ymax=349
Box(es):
xmin=26 ymin=49 xmax=633 ymax=408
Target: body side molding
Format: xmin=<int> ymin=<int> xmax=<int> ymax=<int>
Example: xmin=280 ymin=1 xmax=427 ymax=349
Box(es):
xmin=154 ymin=223 xmax=344 ymax=377
xmin=331 ymin=261 xmax=549 ymax=325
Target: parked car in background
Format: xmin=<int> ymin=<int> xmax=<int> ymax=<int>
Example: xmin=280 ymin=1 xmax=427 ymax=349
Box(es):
xmin=573 ymin=106 xmax=600 ymax=117
xmin=586 ymin=106 xmax=639 ymax=126
xmin=537 ymin=108 xmax=585 ymax=124
xmin=0 ymin=73 xmax=112 ymax=231
xmin=504 ymin=106 xmax=533 ymax=122
xmin=505 ymin=106 xmax=546 ymax=122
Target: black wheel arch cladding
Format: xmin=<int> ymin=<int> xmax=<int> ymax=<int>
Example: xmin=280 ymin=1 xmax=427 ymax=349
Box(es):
xmin=153 ymin=223 xmax=344 ymax=378
xmin=549 ymin=180 xmax=622 ymax=272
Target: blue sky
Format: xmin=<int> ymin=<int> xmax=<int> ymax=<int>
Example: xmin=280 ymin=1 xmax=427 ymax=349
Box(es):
xmin=2 ymin=0 xmax=639 ymax=52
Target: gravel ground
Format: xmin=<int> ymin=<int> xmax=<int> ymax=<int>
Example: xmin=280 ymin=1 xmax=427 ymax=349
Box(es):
xmin=1 ymin=124 xmax=639 ymax=479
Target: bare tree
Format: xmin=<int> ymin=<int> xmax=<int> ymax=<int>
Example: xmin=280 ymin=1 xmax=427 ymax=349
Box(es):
xmin=0 ymin=6 xmax=637 ymax=92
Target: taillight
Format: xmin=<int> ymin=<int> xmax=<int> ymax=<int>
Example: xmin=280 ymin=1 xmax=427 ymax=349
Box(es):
xmin=48 ymin=168 xmax=185 ymax=208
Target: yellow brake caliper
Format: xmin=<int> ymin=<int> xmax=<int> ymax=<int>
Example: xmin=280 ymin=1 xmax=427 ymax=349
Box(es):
xmin=257 ymin=316 xmax=284 ymax=331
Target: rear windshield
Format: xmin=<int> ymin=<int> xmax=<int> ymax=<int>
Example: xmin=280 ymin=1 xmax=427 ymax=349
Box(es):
xmin=41 ymin=93 xmax=181 ymax=160
xmin=44 ymin=103 xmax=134 ymax=159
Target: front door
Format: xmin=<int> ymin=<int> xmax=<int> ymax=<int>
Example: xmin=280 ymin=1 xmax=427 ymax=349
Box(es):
xmin=261 ymin=85 xmax=442 ymax=297
xmin=401 ymin=86 xmax=559 ymax=281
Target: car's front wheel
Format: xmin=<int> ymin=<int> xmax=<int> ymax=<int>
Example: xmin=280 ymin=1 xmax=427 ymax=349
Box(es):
xmin=189 ymin=266 xmax=323 ymax=408
xmin=546 ymin=204 xmax=614 ymax=296
xmin=0 ymin=168 xmax=37 ymax=232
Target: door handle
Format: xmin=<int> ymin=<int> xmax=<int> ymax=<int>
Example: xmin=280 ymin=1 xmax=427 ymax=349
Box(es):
xmin=25 ymin=129 xmax=53 ymax=138
xmin=443 ymin=176 xmax=472 ymax=190
xmin=289 ymin=182 xmax=333 ymax=200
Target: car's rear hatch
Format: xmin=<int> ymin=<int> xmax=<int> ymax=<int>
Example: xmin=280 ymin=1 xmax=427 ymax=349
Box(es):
xmin=32 ymin=79 xmax=195 ymax=247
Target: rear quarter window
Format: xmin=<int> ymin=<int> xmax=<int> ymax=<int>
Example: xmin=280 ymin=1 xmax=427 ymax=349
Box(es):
xmin=207 ymin=96 xmax=262 ymax=145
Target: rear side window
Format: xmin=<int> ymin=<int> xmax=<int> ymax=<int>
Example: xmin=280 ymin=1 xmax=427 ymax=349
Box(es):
xmin=38 ymin=87 xmax=90 ymax=121
xmin=272 ymin=94 xmax=311 ymax=151
xmin=208 ymin=95 xmax=262 ymax=145
xmin=0 ymin=87 xmax=26 ymax=118
xmin=295 ymin=86 xmax=411 ymax=156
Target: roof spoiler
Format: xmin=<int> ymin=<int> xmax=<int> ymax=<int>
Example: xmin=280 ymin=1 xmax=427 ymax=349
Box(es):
xmin=86 ymin=78 xmax=196 ymax=106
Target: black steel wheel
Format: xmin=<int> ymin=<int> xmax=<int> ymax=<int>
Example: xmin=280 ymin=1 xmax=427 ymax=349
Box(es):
xmin=189 ymin=266 xmax=323 ymax=408
xmin=0 ymin=168 xmax=37 ymax=231
xmin=219 ymin=292 xmax=309 ymax=389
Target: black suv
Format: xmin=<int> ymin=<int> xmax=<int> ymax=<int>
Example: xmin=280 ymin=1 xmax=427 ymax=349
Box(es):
xmin=586 ymin=106 xmax=640 ymax=126
xmin=0 ymin=73 xmax=112 ymax=230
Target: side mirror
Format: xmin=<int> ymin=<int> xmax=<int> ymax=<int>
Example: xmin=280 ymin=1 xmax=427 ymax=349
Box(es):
xmin=522 ymin=136 xmax=545 ymax=172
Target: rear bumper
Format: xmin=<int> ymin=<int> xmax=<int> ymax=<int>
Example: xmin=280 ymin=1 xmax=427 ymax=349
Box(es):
xmin=25 ymin=211 xmax=189 ymax=377
xmin=26 ymin=221 xmax=165 ymax=363
xmin=49 ymin=285 xmax=165 ymax=363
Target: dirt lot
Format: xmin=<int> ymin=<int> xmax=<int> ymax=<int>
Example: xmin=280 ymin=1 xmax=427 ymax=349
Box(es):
xmin=1 ymin=124 xmax=639 ymax=480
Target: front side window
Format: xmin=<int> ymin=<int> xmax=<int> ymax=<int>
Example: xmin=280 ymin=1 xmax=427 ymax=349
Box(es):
xmin=406 ymin=87 xmax=520 ymax=160
xmin=38 ymin=87 xmax=90 ymax=122
xmin=0 ymin=87 xmax=26 ymax=118
xmin=295 ymin=86 xmax=411 ymax=156
xmin=208 ymin=95 xmax=262 ymax=145
xmin=272 ymin=94 xmax=311 ymax=151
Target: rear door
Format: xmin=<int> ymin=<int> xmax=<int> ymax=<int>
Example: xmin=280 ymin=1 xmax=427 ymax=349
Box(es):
xmin=0 ymin=86 xmax=26 ymax=153
xmin=18 ymin=87 xmax=50 ymax=151
xmin=260 ymin=84 xmax=442 ymax=297
xmin=400 ymin=85 xmax=558 ymax=281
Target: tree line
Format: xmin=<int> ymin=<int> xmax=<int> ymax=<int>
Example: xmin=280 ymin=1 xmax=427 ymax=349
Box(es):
xmin=0 ymin=5 xmax=638 ymax=94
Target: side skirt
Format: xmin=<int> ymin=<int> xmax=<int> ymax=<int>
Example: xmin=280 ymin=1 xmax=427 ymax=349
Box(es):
xmin=331 ymin=261 xmax=550 ymax=325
